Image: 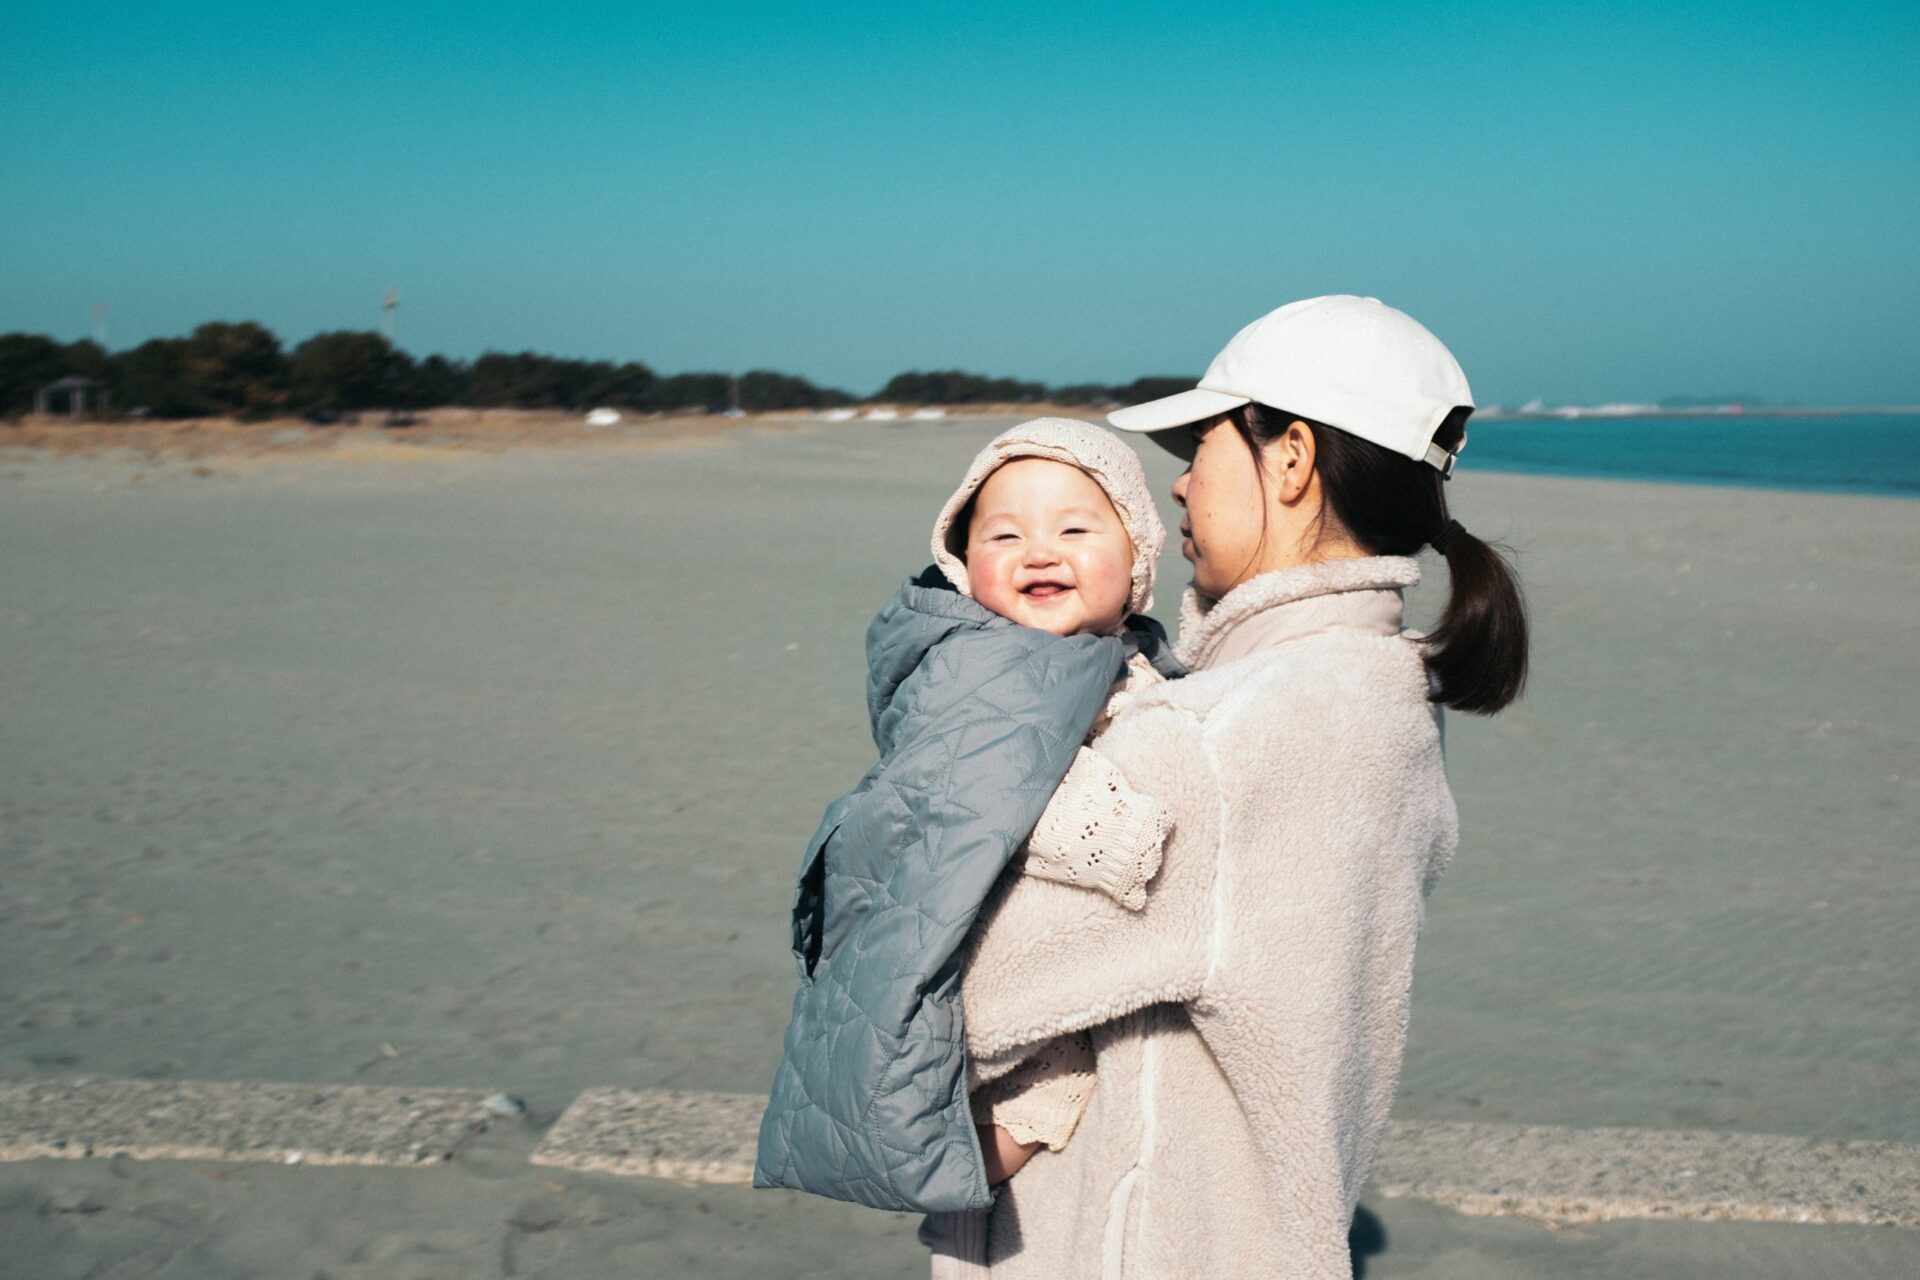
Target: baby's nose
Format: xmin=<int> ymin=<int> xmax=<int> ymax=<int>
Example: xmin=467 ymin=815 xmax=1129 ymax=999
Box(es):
xmin=1022 ymin=538 xmax=1062 ymax=564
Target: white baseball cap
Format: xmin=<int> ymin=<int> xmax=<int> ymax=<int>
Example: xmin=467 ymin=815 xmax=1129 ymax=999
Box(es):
xmin=1107 ymin=295 xmax=1474 ymax=474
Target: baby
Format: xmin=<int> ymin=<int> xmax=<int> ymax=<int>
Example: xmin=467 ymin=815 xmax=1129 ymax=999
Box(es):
xmin=755 ymin=418 xmax=1181 ymax=1214
xmin=936 ymin=436 xmax=1147 ymax=638
xmin=930 ymin=421 xmax=1184 ymax=1182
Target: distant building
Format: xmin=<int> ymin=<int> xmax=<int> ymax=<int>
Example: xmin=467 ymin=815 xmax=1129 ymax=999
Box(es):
xmin=35 ymin=376 xmax=106 ymax=418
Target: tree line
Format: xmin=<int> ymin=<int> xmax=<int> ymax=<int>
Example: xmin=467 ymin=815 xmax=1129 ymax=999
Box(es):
xmin=0 ymin=322 xmax=1190 ymax=421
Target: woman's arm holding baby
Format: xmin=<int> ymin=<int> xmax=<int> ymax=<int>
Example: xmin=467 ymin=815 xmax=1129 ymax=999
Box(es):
xmin=960 ymin=699 xmax=1213 ymax=1067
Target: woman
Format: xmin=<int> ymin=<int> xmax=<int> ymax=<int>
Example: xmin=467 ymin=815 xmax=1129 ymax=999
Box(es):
xmin=927 ymin=295 xmax=1529 ymax=1278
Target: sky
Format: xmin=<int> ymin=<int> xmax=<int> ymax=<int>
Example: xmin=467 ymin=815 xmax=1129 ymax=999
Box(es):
xmin=4 ymin=1 xmax=1917 ymax=405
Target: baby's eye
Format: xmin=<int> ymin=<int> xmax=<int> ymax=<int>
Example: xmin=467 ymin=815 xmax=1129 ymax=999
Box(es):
xmin=991 ymin=533 xmax=1019 ymax=542
xmin=1062 ymin=527 xmax=1088 ymax=535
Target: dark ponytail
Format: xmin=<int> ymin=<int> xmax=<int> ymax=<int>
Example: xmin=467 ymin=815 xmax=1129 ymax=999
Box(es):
xmin=1232 ymin=404 xmax=1530 ymax=715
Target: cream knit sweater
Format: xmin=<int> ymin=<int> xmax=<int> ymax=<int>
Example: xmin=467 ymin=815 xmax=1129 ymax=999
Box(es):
xmin=926 ymin=556 xmax=1459 ymax=1280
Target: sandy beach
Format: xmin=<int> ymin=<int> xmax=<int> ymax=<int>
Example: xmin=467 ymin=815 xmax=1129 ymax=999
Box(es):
xmin=3 ymin=417 xmax=1916 ymax=1275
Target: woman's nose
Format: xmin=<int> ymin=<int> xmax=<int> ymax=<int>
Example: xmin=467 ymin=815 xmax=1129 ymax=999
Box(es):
xmin=1172 ymin=468 xmax=1191 ymax=506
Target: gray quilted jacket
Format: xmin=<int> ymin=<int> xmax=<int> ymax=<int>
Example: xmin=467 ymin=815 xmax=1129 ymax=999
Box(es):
xmin=753 ymin=566 xmax=1179 ymax=1213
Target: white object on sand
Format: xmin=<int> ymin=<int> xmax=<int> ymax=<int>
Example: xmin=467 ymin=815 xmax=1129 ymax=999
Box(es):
xmin=585 ymin=408 xmax=622 ymax=427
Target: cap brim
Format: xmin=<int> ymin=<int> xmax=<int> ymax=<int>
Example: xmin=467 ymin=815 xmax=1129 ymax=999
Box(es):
xmin=1107 ymin=387 xmax=1249 ymax=434
xmin=1108 ymin=388 xmax=1248 ymax=458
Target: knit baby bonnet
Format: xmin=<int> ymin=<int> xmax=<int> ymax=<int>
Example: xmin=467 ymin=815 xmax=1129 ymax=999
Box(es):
xmin=931 ymin=417 xmax=1166 ymax=615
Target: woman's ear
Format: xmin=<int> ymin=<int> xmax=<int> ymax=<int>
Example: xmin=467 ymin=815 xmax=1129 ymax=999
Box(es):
xmin=1273 ymin=419 xmax=1317 ymax=505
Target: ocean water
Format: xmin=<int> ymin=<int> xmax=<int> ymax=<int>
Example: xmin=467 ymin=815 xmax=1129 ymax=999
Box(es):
xmin=1460 ymin=413 xmax=1920 ymax=497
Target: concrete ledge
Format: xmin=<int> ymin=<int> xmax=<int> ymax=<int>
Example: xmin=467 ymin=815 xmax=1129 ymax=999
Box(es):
xmin=0 ymin=1078 xmax=496 ymax=1168
xmin=531 ymin=1088 xmax=1920 ymax=1229
xmin=1373 ymin=1120 xmax=1920 ymax=1229
xmin=530 ymin=1086 xmax=762 ymax=1184
xmin=11 ymin=1078 xmax=1915 ymax=1229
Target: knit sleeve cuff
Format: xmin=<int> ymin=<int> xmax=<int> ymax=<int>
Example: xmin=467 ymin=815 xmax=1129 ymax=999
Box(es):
xmin=969 ymin=1032 xmax=1096 ymax=1151
xmin=1020 ymin=747 xmax=1173 ymax=910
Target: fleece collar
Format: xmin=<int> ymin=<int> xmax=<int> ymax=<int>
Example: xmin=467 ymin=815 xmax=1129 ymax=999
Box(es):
xmin=1174 ymin=555 xmax=1420 ymax=671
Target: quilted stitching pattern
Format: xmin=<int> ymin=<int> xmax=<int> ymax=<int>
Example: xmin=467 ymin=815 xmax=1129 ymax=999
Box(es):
xmin=753 ymin=567 xmax=1127 ymax=1212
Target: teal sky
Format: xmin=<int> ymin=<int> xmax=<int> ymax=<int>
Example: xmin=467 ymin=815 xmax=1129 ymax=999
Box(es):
xmin=5 ymin=1 xmax=1917 ymax=404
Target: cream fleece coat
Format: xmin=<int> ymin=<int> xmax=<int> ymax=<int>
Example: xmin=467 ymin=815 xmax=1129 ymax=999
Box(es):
xmin=945 ymin=555 xmax=1458 ymax=1279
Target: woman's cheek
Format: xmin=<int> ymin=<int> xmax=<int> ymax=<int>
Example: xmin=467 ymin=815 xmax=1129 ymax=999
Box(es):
xmin=1187 ymin=515 xmax=1236 ymax=595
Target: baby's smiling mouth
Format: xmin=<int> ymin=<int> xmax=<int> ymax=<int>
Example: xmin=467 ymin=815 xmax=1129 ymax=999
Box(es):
xmin=1020 ymin=580 xmax=1074 ymax=598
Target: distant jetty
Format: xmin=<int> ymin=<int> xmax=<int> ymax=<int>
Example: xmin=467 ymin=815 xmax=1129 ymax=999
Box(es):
xmin=1476 ymin=403 xmax=1920 ymax=421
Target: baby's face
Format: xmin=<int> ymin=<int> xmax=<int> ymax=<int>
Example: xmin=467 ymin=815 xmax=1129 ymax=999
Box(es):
xmin=964 ymin=458 xmax=1134 ymax=636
